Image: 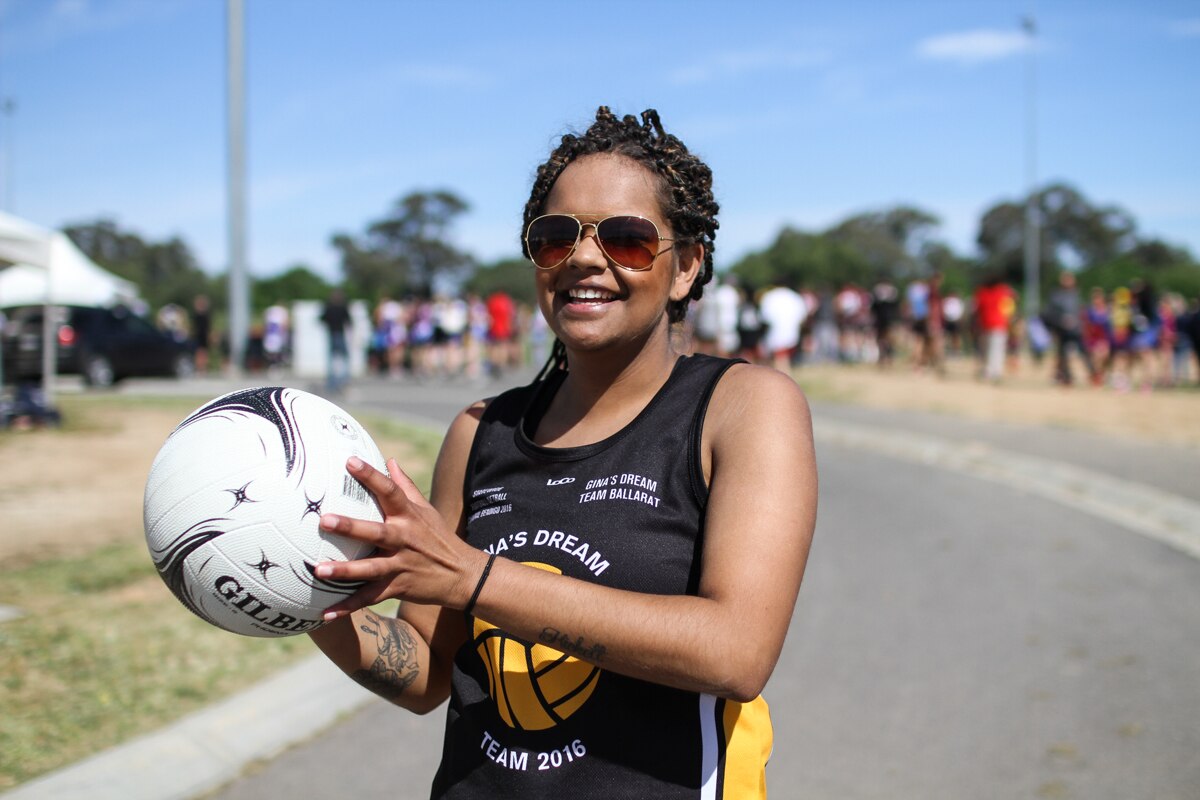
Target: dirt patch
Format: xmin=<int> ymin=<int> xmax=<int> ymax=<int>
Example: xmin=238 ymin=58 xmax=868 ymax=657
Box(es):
xmin=800 ymin=358 xmax=1200 ymax=447
xmin=0 ymin=404 xmax=182 ymax=568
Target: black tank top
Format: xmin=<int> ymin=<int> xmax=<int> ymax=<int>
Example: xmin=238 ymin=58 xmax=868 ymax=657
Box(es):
xmin=430 ymin=354 xmax=772 ymax=799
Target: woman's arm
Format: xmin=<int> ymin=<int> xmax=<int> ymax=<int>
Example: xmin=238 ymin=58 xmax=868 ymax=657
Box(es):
xmin=307 ymin=402 xmax=484 ymax=713
xmin=318 ymin=365 xmax=817 ymax=702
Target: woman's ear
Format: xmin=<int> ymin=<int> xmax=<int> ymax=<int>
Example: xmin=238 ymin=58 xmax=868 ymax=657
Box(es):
xmin=670 ymin=242 xmax=704 ymax=302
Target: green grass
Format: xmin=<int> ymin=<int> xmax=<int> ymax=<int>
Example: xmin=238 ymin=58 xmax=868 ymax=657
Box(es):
xmin=0 ymin=541 xmax=320 ymax=788
xmin=0 ymin=396 xmax=440 ymax=790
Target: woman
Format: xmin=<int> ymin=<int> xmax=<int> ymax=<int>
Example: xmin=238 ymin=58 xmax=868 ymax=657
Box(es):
xmin=310 ymin=107 xmax=817 ymax=798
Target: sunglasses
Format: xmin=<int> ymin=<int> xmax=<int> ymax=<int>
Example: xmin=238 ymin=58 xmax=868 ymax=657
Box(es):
xmin=524 ymin=214 xmax=676 ymax=272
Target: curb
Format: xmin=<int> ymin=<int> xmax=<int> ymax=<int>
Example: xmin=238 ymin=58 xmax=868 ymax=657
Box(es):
xmin=814 ymin=419 xmax=1200 ymax=562
xmin=0 ymin=657 xmax=375 ymax=800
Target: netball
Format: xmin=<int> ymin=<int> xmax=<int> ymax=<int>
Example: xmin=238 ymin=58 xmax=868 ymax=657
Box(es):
xmin=143 ymin=386 xmax=385 ymax=638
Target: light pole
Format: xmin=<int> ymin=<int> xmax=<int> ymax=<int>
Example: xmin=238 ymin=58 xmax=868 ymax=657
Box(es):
xmin=1022 ymin=14 xmax=1040 ymax=319
xmin=227 ymin=0 xmax=249 ymax=374
xmin=1 ymin=97 xmax=14 ymax=212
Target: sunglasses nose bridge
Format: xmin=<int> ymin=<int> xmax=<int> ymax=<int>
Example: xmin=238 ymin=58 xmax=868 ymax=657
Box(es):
xmin=571 ymin=221 xmax=609 ymax=266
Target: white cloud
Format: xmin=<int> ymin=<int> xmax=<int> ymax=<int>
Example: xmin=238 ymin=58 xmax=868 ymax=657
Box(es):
xmin=668 ymin=48 xmax=830 ymax=86
xmin=382 ymin=62 xmax=495 ymax=90
xmin=3 ymin=0 xmax=187 ymax=56
xmin=52 ymin=0 xmax=89 ymax=20
xmin=1168 ymin=18 xmax=1200 ymax=38
xmin=916 ymin=29 xmax=1031 ymax=65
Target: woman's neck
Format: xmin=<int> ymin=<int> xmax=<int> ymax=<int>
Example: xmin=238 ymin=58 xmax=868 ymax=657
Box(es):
xmin=535 ymin=333 xmax=684 ymax=447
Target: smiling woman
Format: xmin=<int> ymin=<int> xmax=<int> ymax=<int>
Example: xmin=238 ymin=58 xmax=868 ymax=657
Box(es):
xmin=308 ymin=107 xmax=818 ymax=799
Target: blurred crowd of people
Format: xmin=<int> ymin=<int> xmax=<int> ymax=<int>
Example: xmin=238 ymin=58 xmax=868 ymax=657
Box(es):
xmin=686 ymin=273 xmax=1200 ymax=391
xmin=152 ymin=273 xmax=1200 ymax=395
xmin=164 ymin=290 xmax=550 ymax=387
xmin=358 ymin=290 xmax=550 ymax=381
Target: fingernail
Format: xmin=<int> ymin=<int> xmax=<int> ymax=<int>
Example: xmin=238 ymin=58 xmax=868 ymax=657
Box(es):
xmin=320 ymin=513 xmax=339 ymax=530
xmin=347 ymin=456 xmax=364 ymax=470
xmin=323 ymin=610 xmax=339 ymax=622
xmin=315 ymin=564 xmax=333 ymax=578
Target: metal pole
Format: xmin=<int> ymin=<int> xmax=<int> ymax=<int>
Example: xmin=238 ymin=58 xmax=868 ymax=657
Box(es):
xmin=0 ymin=98 xmax=10 ymax=392
xmin=1022 ymin=14 xmax=1040 ymax=320
xmin=1 ymin=98 xmax=13 ymax=213
xmin=226 ymin=0 xmax=249 ymax=375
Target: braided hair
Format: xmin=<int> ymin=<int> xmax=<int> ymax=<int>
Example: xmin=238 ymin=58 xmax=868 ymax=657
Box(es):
xmin=524 ymin=107 xmax=720 ymax=376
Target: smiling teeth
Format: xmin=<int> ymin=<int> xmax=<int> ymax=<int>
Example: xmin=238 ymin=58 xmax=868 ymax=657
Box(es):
xmin=568 ymin=287 xmax=617 ymax=301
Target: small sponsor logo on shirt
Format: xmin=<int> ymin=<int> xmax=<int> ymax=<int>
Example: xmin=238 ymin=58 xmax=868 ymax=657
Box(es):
xmin=546 ymin=477 xmax=575 ymax=486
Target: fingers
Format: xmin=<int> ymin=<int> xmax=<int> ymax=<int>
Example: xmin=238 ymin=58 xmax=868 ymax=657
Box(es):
xmin=319 ymin=510 xmax=395 ymax=551
xmin=320 ymin=579 xmax=395 ymax=620
xmin=346 ymin=456 xmax=410 ymax=515
xmin=386 ymin=457 xmax=422 ymax=496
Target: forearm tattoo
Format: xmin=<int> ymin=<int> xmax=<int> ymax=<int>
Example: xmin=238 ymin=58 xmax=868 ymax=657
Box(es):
xmin=540 ymin=626 xmax=607 ymax=663
xmin=350 ymin=612 xmax=421 ymax=701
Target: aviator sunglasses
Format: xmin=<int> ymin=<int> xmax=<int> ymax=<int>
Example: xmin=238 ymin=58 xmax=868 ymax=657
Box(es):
xmin=524 ymin=214 xmax=676 ymax=272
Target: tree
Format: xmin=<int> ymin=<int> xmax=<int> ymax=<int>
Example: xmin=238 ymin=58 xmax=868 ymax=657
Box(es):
xmin=64 ymin=218 xmax=215 ymax=310
xmin=730 ymin=227 xmax=862 ymax=291
xmin=727 ymin=205 xmax=946 ymax=291
xmin=977 ymin=183 xmax=1138 ymax=287
xmin=333 ymin=190 xmax=475 ymax=300
xmin=463 ymin=257 xmax=538 ymax=306
xmin=826 ymin=206 xmax=942 ymax=280
xmin=252 ymin=264 xmax=332 ymax=312
xmin=331 ymin=233 xmax=401 ymax=301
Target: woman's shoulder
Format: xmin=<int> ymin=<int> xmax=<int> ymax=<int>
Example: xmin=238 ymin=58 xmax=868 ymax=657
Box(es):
xmin=444 ymin=373 xmax=552 ymax=445
xmin=715 ymin=359 xmax=808 ymax=397
xmin=707 ymin=361 xmax=812 ymax=441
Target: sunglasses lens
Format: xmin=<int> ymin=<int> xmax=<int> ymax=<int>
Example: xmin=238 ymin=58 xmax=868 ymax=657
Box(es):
xmin=597 ymin=216 xmax=659 ymax=270
xmin=527 ymin=216 xmax=581 ymax=268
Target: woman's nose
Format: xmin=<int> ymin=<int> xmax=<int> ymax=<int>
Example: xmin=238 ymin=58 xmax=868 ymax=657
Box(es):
xmin=569 ymin=224 xmax=608 ymax=269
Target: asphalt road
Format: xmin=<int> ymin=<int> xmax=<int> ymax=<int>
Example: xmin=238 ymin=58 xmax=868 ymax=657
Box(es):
xmin=17 ymin=369 xmax=1192 ymax=800
xmin=187 ymin=371 xmax=1200 ymax=800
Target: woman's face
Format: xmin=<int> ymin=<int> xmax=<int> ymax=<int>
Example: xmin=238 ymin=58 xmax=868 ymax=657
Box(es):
xmin=534 ymin=153 xmax=701 ymax=356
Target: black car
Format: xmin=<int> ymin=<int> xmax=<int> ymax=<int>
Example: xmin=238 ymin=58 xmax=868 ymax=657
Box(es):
xmin=1 ymin=304 xmax=194 ymax=387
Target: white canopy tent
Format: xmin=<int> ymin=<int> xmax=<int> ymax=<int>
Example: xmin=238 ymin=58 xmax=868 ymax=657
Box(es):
xmin=0 ymin=211 xmax=140 ymax=401
xmin=0 ymin=234 xmax=139 ymax=308
xmin=0 ymin=210 xmax=51 ymax=270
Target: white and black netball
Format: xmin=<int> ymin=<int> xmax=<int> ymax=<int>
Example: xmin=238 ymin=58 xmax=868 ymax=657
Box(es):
xmin=143 ymin=387 xmax=385 ymax=638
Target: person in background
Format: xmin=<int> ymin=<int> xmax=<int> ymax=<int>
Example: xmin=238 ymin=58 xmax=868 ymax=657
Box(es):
xmin=1083 ymin=287 xmax=1112 ymax=383
xmin=1163 ymin=293 xmax=1192 ymax=386
xmin=485 ymin=290 xmax=516 ymax=376
xmin=320 ymin=288 xmax=352 ymax=395
xmin=735 ymin=283 xmax=764 ymax=364
xmin=263 ymin=301 xmax=290 ymax=374
xmin=1107 ymin=286 xmax=1135 ymax=391
xmin=1042 ymin=271 xmax=1098 ymax=387
xmin=973 ymin=273 xmax=1016 ymax=383
xmin=871 ymin=279 xmax=901 ymax=369
xmin=190 ymin=295 xmax=213 ymax=374
xmin=1182 ymin=296 xmax=1200 ymax=385
xmin=912 ymin=273 xmax=944 ymax=374
xmin=1129 ymin=279 xmax=1161 ymax=390
xmin=941 ymin=288 xmax=966 ymax=357
xmin=759 ymin=280 xmax=807 ymax=372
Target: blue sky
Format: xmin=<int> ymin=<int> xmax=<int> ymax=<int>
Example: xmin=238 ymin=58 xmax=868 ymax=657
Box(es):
xmin=2 ymin=0 xmax=1197 ymax=282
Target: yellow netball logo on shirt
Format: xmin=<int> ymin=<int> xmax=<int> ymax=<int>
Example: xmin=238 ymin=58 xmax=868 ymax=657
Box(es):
xmin=474 ymin=562 xmax=601 ymax=731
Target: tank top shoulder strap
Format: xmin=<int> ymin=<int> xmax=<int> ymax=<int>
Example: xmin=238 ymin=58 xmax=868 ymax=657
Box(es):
xmin=661 ymin=355 xmax=744 ymax=504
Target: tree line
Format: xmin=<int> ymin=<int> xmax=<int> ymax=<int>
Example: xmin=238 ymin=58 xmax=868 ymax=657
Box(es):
xmin=64 ymin=181 xmax=1199 ymax=319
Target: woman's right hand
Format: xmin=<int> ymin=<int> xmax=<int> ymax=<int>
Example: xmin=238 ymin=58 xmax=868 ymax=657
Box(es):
xmin=313 ymin=456 xmax=489 ymax=619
